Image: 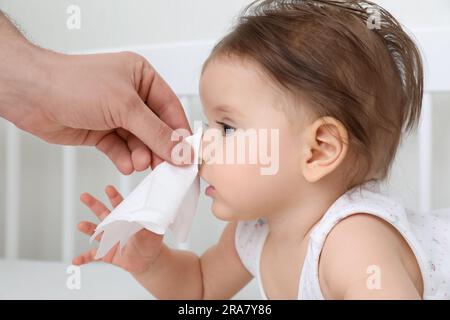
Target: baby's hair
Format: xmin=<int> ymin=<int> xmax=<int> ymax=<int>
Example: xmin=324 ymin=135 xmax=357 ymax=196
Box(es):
xmin=204 ymin=0 xmax=423 ymax=187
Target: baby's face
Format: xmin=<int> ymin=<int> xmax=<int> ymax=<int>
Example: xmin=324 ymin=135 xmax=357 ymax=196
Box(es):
xmin=198 ymin=56 xmax=309 ymax=222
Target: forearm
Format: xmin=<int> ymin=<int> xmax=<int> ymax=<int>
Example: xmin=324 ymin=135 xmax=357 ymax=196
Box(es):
xmin=132 ymin=243 xmax=204 ymax=300
xmin=0 ymin=11 xmax=27 ymax=119
xmin=0 ymin=11 xmax=55 ymax=126
xmin=0 ymin=10 xmax=24 ymax=40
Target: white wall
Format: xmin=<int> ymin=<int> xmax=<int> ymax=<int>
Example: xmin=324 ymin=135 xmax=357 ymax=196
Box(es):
xmin=1 ymin=0 xmax=450 ymax=53
xmin=0 ymin=0 xmax=251 ymax=52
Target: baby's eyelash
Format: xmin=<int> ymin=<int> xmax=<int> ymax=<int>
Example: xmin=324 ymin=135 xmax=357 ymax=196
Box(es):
xmin=216 ymin=121 xmax=236 ymax=135
xmin=202 ymin=120 xmax=236 ymax=135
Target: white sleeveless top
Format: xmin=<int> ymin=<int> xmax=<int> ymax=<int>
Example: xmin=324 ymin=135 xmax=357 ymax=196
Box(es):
xmin=235 ymin=180 xmax=450 ymax=299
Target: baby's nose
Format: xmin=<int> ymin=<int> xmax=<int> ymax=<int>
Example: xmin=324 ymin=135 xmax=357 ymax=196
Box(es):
xmin=198 ymin=131 xmax=213 ymax=174
xmin=198 ymin=161 xmax=204 ymax=176
xmin=196 ymin=130 xmax=205 ymax=172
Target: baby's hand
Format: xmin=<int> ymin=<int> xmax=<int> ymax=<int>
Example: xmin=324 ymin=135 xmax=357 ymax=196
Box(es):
xmin=73 ymin=185 xmax=164 ymax=275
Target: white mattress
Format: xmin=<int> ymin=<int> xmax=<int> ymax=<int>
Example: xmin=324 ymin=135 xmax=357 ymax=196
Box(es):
xmin=0 ymin=259 xmax=259 ymax=299
xmin=0 ymin=259 xmax=152 ymax=299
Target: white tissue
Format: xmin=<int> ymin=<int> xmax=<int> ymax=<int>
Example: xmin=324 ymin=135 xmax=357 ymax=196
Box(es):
xmin=90 ymin=127 xmax=203 ymax=259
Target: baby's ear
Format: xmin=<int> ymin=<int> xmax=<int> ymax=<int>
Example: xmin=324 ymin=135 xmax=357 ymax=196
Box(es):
xmin=300 ymin=117 xmax=348 ymax=182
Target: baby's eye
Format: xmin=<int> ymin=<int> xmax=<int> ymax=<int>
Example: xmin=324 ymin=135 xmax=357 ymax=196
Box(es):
xmin=216 ymin=121 xmax=236 ymax=135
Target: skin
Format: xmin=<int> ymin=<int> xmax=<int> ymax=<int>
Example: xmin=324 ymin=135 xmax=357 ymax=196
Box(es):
xmin=74 ymin=56 xmax=424 ymax=300
xmin=0 ymin=12 xmax=193 ymax=173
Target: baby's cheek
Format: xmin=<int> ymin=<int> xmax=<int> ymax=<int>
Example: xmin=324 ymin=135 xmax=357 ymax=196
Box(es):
xmin=217 ymin=163 xmax=273 ymax=215
xmin=217 ymin=163 xmax=255 ymax=194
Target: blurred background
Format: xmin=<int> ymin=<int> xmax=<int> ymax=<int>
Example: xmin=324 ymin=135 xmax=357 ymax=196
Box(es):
xmin=0 ymin=0 xmax=449 ymax=299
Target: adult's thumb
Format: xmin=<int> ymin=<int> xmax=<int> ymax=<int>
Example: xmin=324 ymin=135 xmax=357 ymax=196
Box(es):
xmin=125 ymin=100 xmax=194 ymax=166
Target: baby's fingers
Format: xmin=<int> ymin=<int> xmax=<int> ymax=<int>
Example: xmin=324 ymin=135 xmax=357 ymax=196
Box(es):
xmin=77 ymin=221 xmax=102 ymax=241
xmin=105 ymin=185 xmax=124 ymax=208
xmin=80 ymin=192 xmax=110 ymax=221
xmin=72 ymin=248 xmax=98 ymax=266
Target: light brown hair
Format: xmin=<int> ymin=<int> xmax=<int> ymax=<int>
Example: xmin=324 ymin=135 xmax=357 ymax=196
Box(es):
xmin=204 ymin=0 xmax=423 ymax=187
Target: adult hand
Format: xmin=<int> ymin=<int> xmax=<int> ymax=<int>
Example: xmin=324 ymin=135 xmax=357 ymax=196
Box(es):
xmin=0 ymin=12 xmax=192 ymax=174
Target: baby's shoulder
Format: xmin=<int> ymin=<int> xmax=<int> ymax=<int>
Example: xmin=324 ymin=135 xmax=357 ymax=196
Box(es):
xmin=318 ymin=213 xmax=422 ymax=299
xmin=322 ymin=213 xmax=408 ymax=256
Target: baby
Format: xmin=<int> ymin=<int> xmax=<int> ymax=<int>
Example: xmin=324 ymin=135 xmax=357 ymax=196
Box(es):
xmin=73 ymin=0 xmax=450 ymax=299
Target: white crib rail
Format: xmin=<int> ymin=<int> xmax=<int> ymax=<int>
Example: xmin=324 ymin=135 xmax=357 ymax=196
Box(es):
xmin=413 ymin=28 xmax=450 ymax=213
xmin=62 ymin=147 xmax=76 ymax=262
xmin=5 ymin=122 xmax=20 ymax=259
xmin=418 ymin=93 xmax=433 ymax=214
xmin=2 ymin=27 xmax=450 ymax=262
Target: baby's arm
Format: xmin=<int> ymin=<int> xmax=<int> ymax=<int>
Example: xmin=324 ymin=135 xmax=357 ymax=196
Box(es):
xmin=133 ymin=221 xmax=253 ymax=299
xmin=74 ymin=186 xmax=253 ymax=300
xmin=319 ymin=214 xmax=422 ymax=300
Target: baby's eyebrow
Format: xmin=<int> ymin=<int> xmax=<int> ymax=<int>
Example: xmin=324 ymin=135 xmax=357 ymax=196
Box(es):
xmin=213 ymin=104 xmax=245 ymax=119
xmin=214 ymin=104 xmax=232 ymax=113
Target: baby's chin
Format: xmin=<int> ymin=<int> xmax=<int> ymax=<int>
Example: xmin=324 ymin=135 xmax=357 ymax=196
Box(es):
xmin=210 ymin=201 xmax=236 ymax=221
xmin=210 ymin=200 xmax=258 ymax=222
